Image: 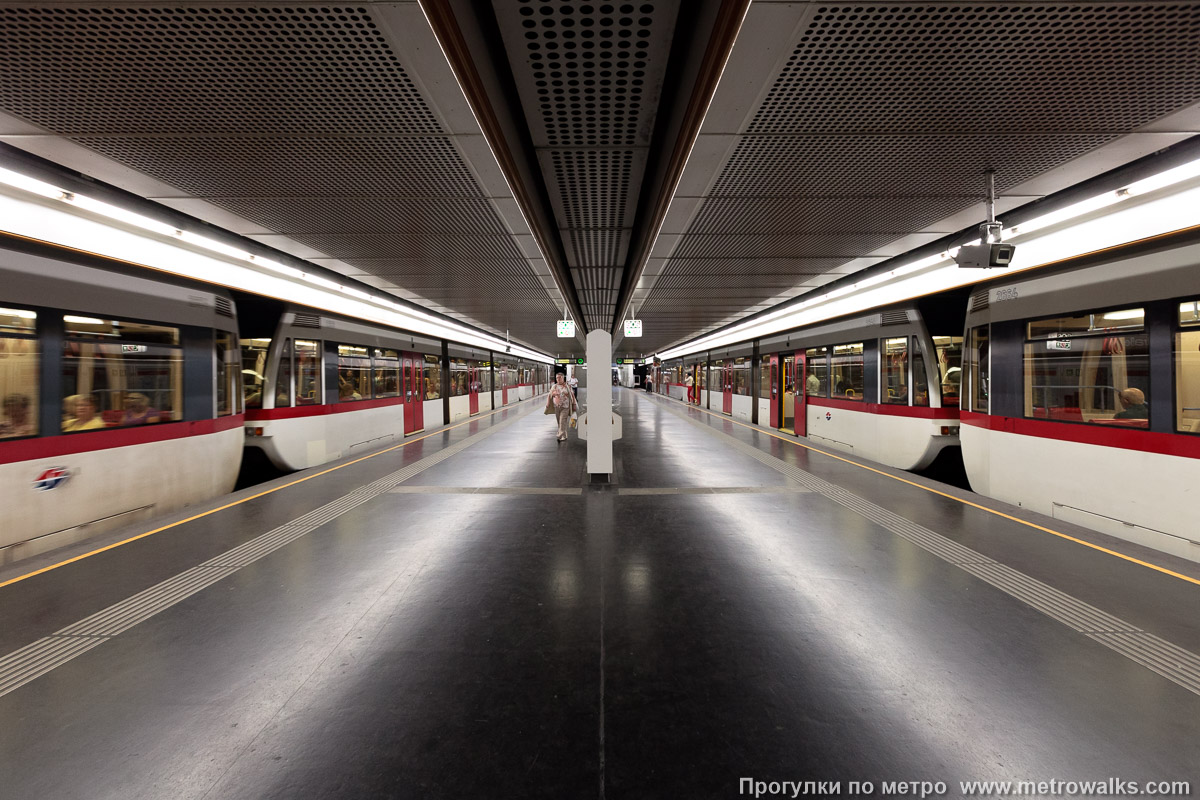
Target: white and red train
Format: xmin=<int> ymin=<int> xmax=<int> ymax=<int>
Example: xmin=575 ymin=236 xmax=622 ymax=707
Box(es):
xmin=651 ymin=227 xmax=1200 ymax=561
xmin=0 ymin=237 xmax=551 ymax=562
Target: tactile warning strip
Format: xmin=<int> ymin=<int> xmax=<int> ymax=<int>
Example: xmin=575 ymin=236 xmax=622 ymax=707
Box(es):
xmin=0 ymin=403 xmax=538 ymax=698
xmin=650 ymin=394 xmax=1200 ymax=697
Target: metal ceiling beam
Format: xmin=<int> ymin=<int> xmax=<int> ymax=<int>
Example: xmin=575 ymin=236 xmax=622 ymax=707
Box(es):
xmin=611 ymin=0 xmax=752 ymax=340
xmin=418 ymin=0 xmax=588 ymax=343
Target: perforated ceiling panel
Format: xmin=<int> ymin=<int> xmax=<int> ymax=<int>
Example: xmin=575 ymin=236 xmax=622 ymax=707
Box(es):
xmin=752 ymin=3 xmax=1200 ymax=136
xmin=621 ymin=1 xmax=1200 ymax=357
xmin=0 ymin=3 xmax=567 ymax=353
xmin=494 ymin=0 xmax=682 ymax=332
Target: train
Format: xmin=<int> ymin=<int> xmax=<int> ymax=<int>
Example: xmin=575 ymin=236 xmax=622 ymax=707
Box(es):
xmin=649 ymin=226 xmax=1200 ymax=562
xmin=0 ymin=236 xmax=552 ymax=563
xmin=655 ymin=302 xmax=963 ymax=471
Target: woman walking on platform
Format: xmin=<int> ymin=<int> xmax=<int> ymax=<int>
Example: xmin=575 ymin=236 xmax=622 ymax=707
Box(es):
xmin=549 ymin=372 xmax=577 ymax=442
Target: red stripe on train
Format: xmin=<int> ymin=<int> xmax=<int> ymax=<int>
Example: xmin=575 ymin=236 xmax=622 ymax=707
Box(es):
xmin=807 ymin=396 xmax=960 ymax=419
xmin=959 ymin=411 xmax=1200 ymax=459
xmin=245 ymin=397 xmax=405 ymax=420
xmin=0 ymin=414 xmax=244 ymax=465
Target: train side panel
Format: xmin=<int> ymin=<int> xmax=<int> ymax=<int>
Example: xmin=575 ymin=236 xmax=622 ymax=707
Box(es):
xmin=962 ymin=420 xmax=1200 ymax=560
xmin=0 ymin=425 xmax=242 ymax=561
xmin=805 ymin=402 xmax=957 ymax=470
xmin=248 ymin=404 xmax=405 ymax=471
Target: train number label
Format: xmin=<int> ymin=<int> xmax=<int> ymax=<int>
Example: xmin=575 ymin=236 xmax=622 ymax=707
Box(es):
xmin=992 ymin=287 xmax=1019 ymax=303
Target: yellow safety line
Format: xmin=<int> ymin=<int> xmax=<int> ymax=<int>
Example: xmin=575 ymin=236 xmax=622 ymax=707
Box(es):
xmin=0 ymin=403 xmax=526 ymax=590
xmin=664 ymin=395 xmax=1200 ymax=588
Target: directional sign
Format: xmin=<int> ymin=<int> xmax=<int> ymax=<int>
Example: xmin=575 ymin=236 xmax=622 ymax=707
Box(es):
xmin=557 ymin=320 xmax=576 ymax=338
xmin=623 ymin=319 xmax=643 ymax=337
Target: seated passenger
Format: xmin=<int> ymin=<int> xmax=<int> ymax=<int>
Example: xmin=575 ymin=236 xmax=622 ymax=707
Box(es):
xmin=120 ymin=393 xmax=161 ymax=426
xmin=338 ymin=376 xmax=362 ymax=401
xmin=806 ymin=373 xmax=820 ymax=395
xmin=425 ymin=379 xmax=438 ymax=400
xmin=1 ymin=393 xmax=35 ymax=438
xmin=63 ymin=394 xmax=106 ymax=432
xmin=1114 ymin=387 xmax=1149 ymax=420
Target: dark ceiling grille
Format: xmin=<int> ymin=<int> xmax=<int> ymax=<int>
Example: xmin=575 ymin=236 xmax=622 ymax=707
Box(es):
xmin=687 ymin=197 xmax=981 ymax=237
xmin=0 ymin=4 xmax=569 ymax=352
xmin=549 ymin=150 xmax=637 ymax=229
xmin=0 ymin=5 xmax=440 ymax=136
xmin=619 ymin=2 xmax=1200 ymax=356
xmin=710 ymin=135 xmax=1119 ymax=197
xmin=751 ymin=3 xmax=1200 ymax=136
xmin=496 ymin=0 xmax=681 ymax=332
xmin=517 ymin=1 xmax=663 ymax=148
xmin=72 ymin=136 xmax=482 ymax=198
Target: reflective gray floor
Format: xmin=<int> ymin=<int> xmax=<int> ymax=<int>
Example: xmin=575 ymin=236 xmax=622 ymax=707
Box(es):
xmin=1 ymin=390 xmax=1198 ymax=799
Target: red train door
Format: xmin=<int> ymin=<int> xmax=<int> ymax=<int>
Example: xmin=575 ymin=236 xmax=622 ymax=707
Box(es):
xmin=794 ymin=350 xmax=806 ymax=437
xmin=468 ymin=364 xmax=479 ymax=415
xmin=401 ymin=352 xmax=424 ymax=434
xmin=722 ymin=361 xmax=733 ymax=414
xmin=401 ymin=354 xmax=417 ymax=434
xmin=769 ymin=353 xmax=780 ymax=425
xmin=413 ymin=356 xmax=424 ymax=431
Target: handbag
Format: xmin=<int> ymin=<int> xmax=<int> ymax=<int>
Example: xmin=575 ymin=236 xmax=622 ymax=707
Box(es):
xmin=569 ymin=412 xmax=578 ymax=429
xmin=544 ymin=395 xmax=555 ymax=415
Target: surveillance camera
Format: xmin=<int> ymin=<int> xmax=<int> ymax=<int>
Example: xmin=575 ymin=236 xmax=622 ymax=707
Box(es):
xmin=954 ymin=242 xmax=1016 ymax=269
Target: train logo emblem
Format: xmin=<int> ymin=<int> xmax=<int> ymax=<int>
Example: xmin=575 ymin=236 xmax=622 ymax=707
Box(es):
xmin=33 ymin=466 xmax=71 ymax=492
xmin=825 ymin=412 xmax=832 ymax=421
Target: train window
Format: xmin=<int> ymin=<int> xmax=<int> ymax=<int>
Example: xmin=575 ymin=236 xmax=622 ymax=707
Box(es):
xmin=450 ymin=358 xmax=468 ymax=396
xmin=913 ymin=343 xmax=929 ymax=407
xmin=478 ymin=361 xmax=492 ymax=393
xmin=215 ymin=331 xmax=239 ymax=417
xmin=830 ymin=343 xmax=864 ymax=400
xmin=804 ymin=348 xmax=828 ymax=398
xmin=0 ymin=306 xmax=36 ymax=336
xmin=882 ymin=338 xmax=908 ymax=404
xmin=1175 ymin=305 xmax=1200 ymax=433
xmin=1024 ymin=313 xmax=1149 ymax=426
xmin=1179 ymin=301 xmax=1200 ymax=327
xmin=295 ymin=340 xmax=320 ymax=405
xmin=424 ymin=355 xmax=441 ymax=400
xmin=241 ymin=338 xmax=271 ymax=409
xmin=373 ymin=349 xmax=400 ymax=398
xmin=337 ymin=345 xmax=372 ymax=402
xmin=0 ymin=311 xmax=38 ymax=439
xmin=64 ymin=316 xmax=180 ymax=345
xmin=759 ymin=356 xmax=772 ymax=400
xmin=62 ymin=316 xmax=182 ymax=430
xmin=966 ymin=326 xmax=990 ymax=413
xmin=935 ymin=336 xmax=963 ymax=407
xmin=1027 ymin=308 xmax=1144 ymax=339
xmin=274 ymin=339 xmax=293 ymax=407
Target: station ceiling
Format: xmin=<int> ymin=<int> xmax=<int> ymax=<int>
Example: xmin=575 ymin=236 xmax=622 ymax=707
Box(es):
xmin=1 ymin=1 xmax=1199 ymax=357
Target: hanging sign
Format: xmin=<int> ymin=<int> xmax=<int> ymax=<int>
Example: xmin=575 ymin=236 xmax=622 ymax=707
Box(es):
xmin=623 ymin=319 xmax=643 ymax=337
xmin=557 ymin=320 xmax=576 ymax=338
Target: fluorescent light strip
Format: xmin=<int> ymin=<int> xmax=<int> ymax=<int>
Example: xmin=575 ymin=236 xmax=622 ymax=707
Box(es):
xmin=659 ymin=156 xmax=1200 ymax=360
xmin=0 ymin=174 xmax=553 ymax=364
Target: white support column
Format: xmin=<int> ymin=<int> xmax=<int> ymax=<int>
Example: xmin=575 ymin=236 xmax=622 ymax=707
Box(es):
xmin=585 ymin=329 xmax=614 ymax=477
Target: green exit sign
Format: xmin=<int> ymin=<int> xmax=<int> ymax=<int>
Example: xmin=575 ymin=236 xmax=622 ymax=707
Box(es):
xmin=576 ymin=358 xmax=585 ymax=364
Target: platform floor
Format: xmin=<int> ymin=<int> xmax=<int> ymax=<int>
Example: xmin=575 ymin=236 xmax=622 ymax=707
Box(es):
xmin=2 ymin=388 xmax=1199 ymax=799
